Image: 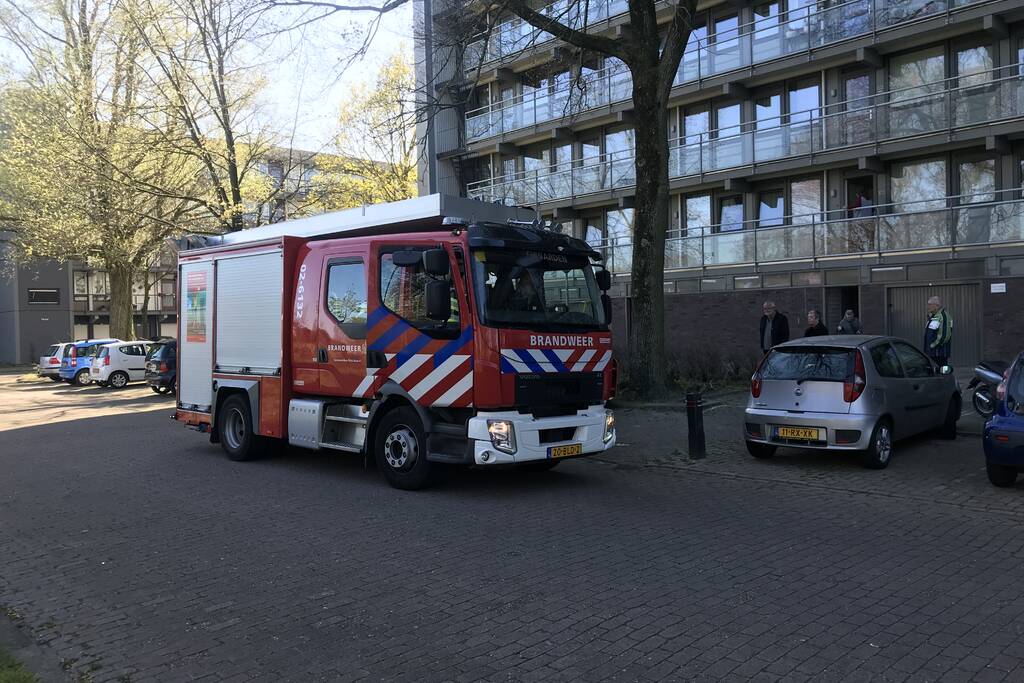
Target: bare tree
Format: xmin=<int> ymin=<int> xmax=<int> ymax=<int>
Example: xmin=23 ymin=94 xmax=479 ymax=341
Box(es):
xmin=263 ymin=0 xmax=696 ymax=396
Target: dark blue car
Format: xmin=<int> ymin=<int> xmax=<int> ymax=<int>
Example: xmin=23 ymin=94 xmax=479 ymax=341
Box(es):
xmin=983 ymin=352 xmax=1024 ymax=487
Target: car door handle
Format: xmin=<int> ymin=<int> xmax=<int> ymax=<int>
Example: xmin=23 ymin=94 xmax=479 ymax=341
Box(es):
xmin=367 ymin=350 xmax=387 ymax=368
xmin=317 ymin=348 xmax=328 ymax=363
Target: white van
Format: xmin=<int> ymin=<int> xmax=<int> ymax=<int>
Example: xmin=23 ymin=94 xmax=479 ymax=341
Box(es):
xmin=91 ymin=341 xmax=152 ymax=388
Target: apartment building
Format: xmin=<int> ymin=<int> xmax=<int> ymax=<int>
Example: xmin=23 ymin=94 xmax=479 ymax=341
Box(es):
xmin=415 ymin=0 xmax=1024 ymax=365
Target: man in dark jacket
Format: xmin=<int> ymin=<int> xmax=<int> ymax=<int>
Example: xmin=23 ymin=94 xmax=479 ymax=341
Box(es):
xmin=804 ymin=309 xmax=828 ymax=337
xmin=760 ymin=301 xmax=790 ymax=354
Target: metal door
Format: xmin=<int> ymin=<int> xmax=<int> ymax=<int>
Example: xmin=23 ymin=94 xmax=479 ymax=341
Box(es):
xmin=886 ymin=283 xmax=981 ymax=368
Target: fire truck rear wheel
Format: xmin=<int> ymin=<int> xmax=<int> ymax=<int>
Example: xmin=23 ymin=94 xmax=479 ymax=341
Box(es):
xmin=374 ymin=406 xmax=432 ymax=490
xmin=219 ymin=394 xmax=260 ymax=462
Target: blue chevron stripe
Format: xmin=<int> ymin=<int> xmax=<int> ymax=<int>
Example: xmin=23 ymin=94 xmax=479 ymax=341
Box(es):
xmin=500 ymin=357 xmax=518 ymax=373
xmin=514 ymin=349 xmax=545 ymax=374
xmin=369 ymin=318 xmax=412 ymax=352
xmin=394 ymin=333 xmax=432 ymax=367
xmin=541 ymin=349 xmax=569 ymax=373
xmin=366 ymin=307 xmax=389 ymax=330
xmin=434 ymin=326 xmax=474 ymax=368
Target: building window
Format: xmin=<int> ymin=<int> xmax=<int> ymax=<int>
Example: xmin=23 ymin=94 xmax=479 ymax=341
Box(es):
xmin=27 ymin=289 xmax=60 ymax=305
xmin=757 ymin=190 xmax=785 ymax=228
xmin=959 ymin=158 xmax=996 ymax=203
xmin=717 ymin=195 xmax=744 ymax=232
xmin=605 ymin=209 xmax=634 ymax=274
xmin=790 ymin=177 xmax=822 ymax=224
xmin=891 ymin=158 xmax=946 ymax=212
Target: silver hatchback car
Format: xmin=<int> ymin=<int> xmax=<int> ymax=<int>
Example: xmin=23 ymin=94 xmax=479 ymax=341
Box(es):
xmin=744 ymin=335 xmax=960 ymax=469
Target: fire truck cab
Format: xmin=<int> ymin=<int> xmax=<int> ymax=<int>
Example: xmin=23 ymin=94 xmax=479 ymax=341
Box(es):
xmin=174 ymin=195 xmax=617 ymax=489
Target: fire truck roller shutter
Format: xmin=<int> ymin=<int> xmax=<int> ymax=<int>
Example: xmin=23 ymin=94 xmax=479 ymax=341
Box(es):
xmin=216 ymin=251 xmax=283 ymax=374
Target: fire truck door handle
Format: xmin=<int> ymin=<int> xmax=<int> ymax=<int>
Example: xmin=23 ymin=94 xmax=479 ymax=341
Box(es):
xmin=317 ymin=348 xmax=328 ymax=363
xmin=367 ymin=350 xmax=387 ymax=368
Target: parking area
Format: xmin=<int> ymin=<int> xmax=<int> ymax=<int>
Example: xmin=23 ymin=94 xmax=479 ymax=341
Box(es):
xmin=4 ymin=375 xmax=1024 ymax=682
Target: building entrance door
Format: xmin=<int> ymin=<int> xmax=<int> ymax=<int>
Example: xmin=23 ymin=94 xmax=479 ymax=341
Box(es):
xmin=886 ymin=283 xmax=980 ymax=368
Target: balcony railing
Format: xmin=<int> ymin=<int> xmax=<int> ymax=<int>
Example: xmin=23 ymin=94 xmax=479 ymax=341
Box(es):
xmin=463 ymin=0 xmax=996 ymax=143
xmin=467 ymin=65 xmax=1024 ymax=205
xmin=590 ymin=196 xmax=1024 ymax=274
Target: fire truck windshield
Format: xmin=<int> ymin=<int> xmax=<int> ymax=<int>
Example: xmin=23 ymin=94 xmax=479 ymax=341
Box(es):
xmin=472 ymin=249 xmax=607 ymax=330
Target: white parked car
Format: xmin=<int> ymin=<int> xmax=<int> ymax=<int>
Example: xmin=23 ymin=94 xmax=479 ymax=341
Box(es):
xmin=90 ymin=341 xmax=152 ymax=388
xmin=37 ymin=342 xmax=73 ymax=381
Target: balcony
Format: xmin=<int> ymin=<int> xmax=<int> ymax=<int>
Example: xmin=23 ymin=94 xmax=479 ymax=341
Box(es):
xmin=591 ymin=196 xmax=1024 ymax=275
xmin=463 ymin=0 xmax=999 ymax=143
xmin=467 ymin=65 xmax=1024 ymax=205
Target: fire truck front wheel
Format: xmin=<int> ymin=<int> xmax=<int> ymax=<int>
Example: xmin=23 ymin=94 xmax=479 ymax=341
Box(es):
xmin=374 ymin=407 xmax=432 ymax=490
xmin=219 ymin=394 xmax=261 ymax=462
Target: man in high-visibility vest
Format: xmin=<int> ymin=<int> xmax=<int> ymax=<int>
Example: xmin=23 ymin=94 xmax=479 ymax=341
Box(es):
xmin=924 ymin=296 xmax=953 ymax=368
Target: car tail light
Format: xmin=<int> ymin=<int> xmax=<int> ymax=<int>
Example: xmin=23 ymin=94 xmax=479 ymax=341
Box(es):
xmin=159 ymin=362 xmax=168 ymax=373
xmin=751 ymin=354 xmax=768 ymax=398
xmin=70 ymin=346 xmax=77 ymax=361
xmin=844 ymin=351 xmax=867 ymax=403
xmin=49 ymin=357 xmax=60 ymax=365
xmin=997 ymin=369 xmax=1009 ymax=401
xmin=102 ymin=355 xmax=109 ymax=366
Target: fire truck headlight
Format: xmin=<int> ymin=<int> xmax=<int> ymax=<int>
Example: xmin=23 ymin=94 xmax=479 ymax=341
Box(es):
xmin=603 ymin=411 xmax=615 ymax=444
xmin=486 ymin=420 xmax=516 ymax=454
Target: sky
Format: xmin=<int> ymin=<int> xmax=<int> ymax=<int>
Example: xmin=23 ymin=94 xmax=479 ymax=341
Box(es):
xmin=259 ymin=3 xmax=415 ymax=153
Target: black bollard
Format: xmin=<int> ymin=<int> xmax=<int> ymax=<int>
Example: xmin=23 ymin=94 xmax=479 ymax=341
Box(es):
xmin=686 ymin=392 xmax=706 ymax=459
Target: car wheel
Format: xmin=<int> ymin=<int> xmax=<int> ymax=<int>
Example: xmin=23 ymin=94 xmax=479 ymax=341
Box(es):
xmin=219 ymin=394 xmax=260 ymax=462
xmin=374 ymin=406 xmax=432 ymax=490
xmin=520 ymin=459 xmax=560 ymax=472
xmin=939 ymin=396 xmax=959 ymax=440
xmin=151 ymin=385 xmax=162 ymax=394
xmin=109 ymin=371 xmax=129 ymax=389
xmin=986 ymin=462 xmax=1018 ymax=488
xmin=74 ymin=370 xmax=91 ymax=386
xmin=746 ymin=441 xmax=777 ymax=459
xmin=860 ymin=419 xmax=893 ymax=470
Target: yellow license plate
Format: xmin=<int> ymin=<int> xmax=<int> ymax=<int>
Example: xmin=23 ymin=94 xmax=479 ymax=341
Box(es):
xmin=548 ymin=443 xmax=583 ymax=458
xmin=777 ymin=427 xmax=822 ymax=440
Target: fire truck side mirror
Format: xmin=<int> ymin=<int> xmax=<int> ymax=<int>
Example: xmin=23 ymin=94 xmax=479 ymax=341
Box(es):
xmin=425 ymin=280 xmax=451 ymax=321
xmin=601 ymin=293 xmax=613 ymax=324
xmin=595 ymin=269 xmax=612 ymax=291
xmin=423 ymin=249 xmax=450 ymax=276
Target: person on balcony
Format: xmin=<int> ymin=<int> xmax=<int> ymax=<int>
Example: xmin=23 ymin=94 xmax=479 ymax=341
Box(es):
xmin=804 ymin=310 xmax=829 ymax=337
xmin=760 ymin=301 xmax=790 ymax=354
xmin=836 ymin=309 xmax=864 ymax=335
xmin=924 ymin=296 xmax=954 ymax=368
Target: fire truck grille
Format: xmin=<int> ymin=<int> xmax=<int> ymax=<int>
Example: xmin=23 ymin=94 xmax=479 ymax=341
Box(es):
xmin=515 ymin=372 xmax=603 ymax=415
xmin=539 ymin=427 xmax=578 ymax=444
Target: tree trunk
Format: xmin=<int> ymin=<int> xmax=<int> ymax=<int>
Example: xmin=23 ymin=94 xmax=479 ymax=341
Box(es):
xmin=625 ymin=66 xmax=670 ymax=397
xmin=108 ymin=265 xmax=136 ymax=341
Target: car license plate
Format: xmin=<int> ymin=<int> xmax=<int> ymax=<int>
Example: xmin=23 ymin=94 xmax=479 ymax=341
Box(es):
xmin=548 ymin=443 xmax=583 ymax=459
xmin=776 ymin=426 xmax=822 ymax=441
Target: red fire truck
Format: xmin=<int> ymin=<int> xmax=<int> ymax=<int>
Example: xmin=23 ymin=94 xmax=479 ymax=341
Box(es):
xmin=174 ymin=195 xmax=617 ymax=489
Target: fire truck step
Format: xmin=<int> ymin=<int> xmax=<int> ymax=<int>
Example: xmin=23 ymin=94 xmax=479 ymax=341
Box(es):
xmin=324 ymin=415 xmax=366 ymax=425
xmin=320 ymin=441 xmax=361 ymax=453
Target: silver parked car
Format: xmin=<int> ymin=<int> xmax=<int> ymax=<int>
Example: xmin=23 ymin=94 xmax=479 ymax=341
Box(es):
xmin=745 ymin=335 xmax=960 ymax=469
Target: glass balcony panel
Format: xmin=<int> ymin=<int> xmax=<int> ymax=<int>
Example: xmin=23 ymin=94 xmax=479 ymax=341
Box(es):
xmin=877 ymin=0 xmax=946 ymax=27
xmin=956 ymin=201 xmax=1024 ymax=246
xmin=883 ymin=92 xmax=947 ymax=139
xmin=703 ymin=230 xmax=755 ymax=266
xmin=704 ymin=134 xmax=748 ymax=172
xmin=670 ymin=143 xmax=702 ymax=178
xmin=879 ymin=209 xmax=951 ymax=251
xmin=575 ymin=161 xmax=604 ymax=196
xmin=817 ymin=219 xmax=878 ymax=256
xmin=665 ymin=235 xmax=703 ymax=270
xmin=755 ymin=224 xmax=814 ymax=262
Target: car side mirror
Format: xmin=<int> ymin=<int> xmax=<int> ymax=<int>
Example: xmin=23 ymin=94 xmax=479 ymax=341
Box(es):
xmin=425 ymin=280 xmax=451 ymax=321
xmin=423 ymin=249 xmax=450 ymax=276
xmin=601 ymin=293 xmax=613 ymax=324
xmin=595 ymin=269 xmax=612 ymax=291
xmin=939 ymin=365 xmax=953 ymax=375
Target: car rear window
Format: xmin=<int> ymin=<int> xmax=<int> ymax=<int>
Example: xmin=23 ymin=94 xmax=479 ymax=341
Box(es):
xmin=147 ymin=343 xmax=171 ymax=361
xmin=1009 ymin=356 xmax=1024 ymax=412
xmin=45 ymin=344 xmax=59 ymax=356
xmin=96 ymin=347 xmax=109 ymax=359
xmin=63 ymin=345 xmax=74 ymax=358
xmin=762 ymin=347 xmax=855 ymax=382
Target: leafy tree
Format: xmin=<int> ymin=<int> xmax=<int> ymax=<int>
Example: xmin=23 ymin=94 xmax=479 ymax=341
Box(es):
xmin=0 ymin=0 xmax=204 ymax=340
xmin=269 ymin=0 xmax=696 ymax=397
xmin=313 ymin=50 xmax=417 ymax=209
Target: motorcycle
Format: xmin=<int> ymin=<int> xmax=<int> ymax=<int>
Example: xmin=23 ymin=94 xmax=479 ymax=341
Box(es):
xmin=968 ymin=360 xmax=1008 ymax=418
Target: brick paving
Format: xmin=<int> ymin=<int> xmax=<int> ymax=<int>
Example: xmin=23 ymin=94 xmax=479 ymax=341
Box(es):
xmin=3 ymin=381 xmax=1024 ymax=681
